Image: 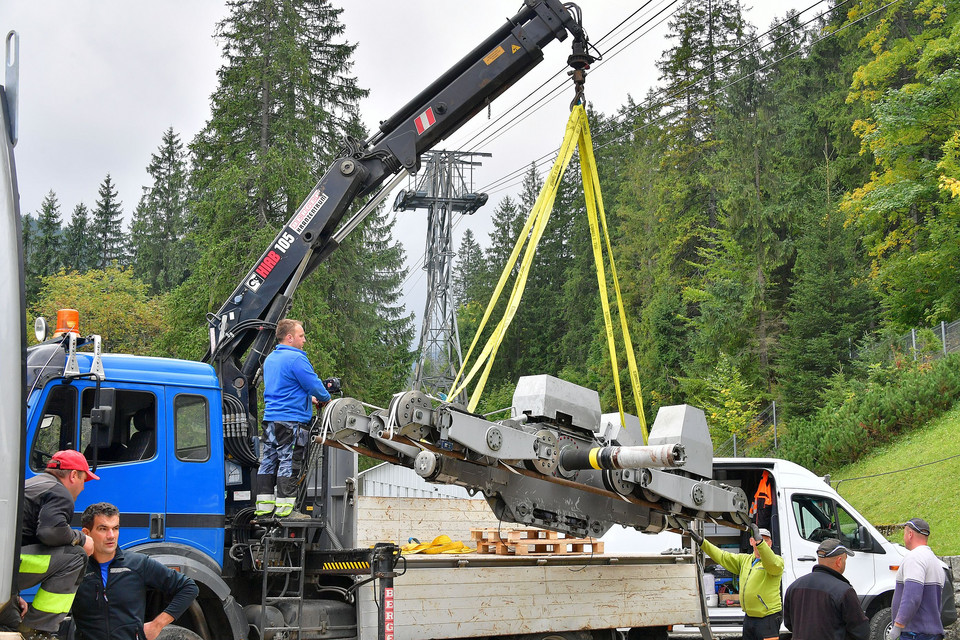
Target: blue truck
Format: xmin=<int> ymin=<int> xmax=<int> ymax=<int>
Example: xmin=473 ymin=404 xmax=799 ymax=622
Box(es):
xmin=15 ymin=5 xmax=685 ymax=640
xmin=6 ymin=4 xmax=754 ymax=639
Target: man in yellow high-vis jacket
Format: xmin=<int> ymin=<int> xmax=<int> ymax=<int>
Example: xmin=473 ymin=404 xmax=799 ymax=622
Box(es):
xmin=691 ymin=522 xmax=785 ymax=640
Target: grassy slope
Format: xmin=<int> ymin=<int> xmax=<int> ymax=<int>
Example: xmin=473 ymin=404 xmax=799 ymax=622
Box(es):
xmin=828 ymin=403 xmax=960 ymax=554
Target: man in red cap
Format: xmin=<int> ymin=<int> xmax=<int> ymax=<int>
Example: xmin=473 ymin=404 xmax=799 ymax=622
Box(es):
xmin=2 ymin=450 xmax=99 ymax=640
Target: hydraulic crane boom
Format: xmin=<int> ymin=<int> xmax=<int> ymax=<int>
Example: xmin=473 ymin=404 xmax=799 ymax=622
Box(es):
xmin=205 ymin=0 xmax=590 ymax=466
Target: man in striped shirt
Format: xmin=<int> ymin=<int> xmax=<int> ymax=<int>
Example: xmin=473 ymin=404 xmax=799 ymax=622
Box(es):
xmin=889 ymin=518 xmax=945 ymax=640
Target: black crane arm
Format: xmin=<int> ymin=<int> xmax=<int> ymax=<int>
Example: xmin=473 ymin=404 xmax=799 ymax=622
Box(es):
xmin=205 ymin=1 xmax=590 ymax=465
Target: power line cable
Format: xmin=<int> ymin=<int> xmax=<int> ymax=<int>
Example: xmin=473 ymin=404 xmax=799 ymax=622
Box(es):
xmin=477 ymin=0 xmax=856 ymax=195
xmin=833 ymin=452 xmax=960 ymax=495
xmin=597 ymin=0 xmax=900 ymax=152
xmin=459 ymin=0 xmax=682 ymax=154
xmin=404 ymin=0 xmax=892 ymax=294
xmin=452 ymin=0 xmax=666 ymax=152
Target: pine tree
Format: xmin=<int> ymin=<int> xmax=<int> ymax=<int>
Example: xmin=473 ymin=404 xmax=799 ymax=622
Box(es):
xmin=777 ymin=210 xmax=873 ymax=417
xmin=27 ymin=191 xmax=64 ymax=302
xmin=91 ymin=174 xmax=125 ymax=269
xmin=21 ymin=213 xmax=34 ymax=276
xmin=161 ymin=0 xmax=410 ymax=404
xmin=484 ymin=195 xmax=522 ymax=279
xmin=130 ymin=128 xmax=191 ymax=293
xmin=768 ymin=7 xmax=879 ymax=416
xmin=453 ymin=228 xmax=486 ymax=306
xmin=63 ymin=203 xmax=94 ymax=273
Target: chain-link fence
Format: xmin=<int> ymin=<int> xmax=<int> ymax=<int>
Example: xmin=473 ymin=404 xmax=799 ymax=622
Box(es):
xmin=714 ymin=401 xmax=779 ymax=457
xmin=852 ymin=319 xmax=960 ymax=363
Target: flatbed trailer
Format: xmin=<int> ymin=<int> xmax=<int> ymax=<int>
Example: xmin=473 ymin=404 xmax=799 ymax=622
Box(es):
xmin=357 ymin=553 xmax=704 ymax=640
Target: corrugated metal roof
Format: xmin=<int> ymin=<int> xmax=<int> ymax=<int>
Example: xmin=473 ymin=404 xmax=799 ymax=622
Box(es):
xmin=357 ymin=463 xmax=483 ymax=499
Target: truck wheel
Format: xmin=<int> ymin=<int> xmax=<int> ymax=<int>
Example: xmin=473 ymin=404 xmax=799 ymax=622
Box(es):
xmin=868 ymin=607 xmax=892 ymax=640
xmin=626 ymin=628 xmax=668 ymax=640
xmin=157 ymin=625 xmax=204 ymax=640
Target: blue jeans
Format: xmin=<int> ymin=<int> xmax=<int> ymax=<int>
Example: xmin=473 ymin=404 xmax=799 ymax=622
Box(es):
xmin=258 ymin=420 xmax=308 ymax=478
xmin=902 ymin=632 xmax=943 ymax=640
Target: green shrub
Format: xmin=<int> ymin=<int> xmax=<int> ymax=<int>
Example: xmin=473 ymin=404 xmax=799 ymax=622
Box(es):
xmin=780 ymin=353 xmax=960 ymax=473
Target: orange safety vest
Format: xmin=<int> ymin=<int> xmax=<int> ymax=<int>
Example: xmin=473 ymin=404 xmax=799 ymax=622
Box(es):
xmin=749 ymin=469 xmax=774 ymax=517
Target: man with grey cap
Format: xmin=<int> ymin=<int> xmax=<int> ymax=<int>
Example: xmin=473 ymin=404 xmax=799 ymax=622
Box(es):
xmin=889 ymin=517 xmax=945 ymax=640
xmin=783 ymin=538 xmax=869 ymax=639
xmin=689 ymin=523 xmax=784 ymax=640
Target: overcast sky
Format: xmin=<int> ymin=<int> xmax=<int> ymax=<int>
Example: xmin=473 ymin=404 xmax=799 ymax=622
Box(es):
xmin=5 ymin=0 xmax=816 ymax=335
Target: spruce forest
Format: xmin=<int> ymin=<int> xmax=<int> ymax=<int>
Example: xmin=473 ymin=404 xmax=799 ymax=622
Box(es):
xmin=21 ymin=0 xmax=960 ymax=468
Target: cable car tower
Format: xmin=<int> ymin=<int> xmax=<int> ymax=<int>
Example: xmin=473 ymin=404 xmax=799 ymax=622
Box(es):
xmin=393 ymin=150 xmax=490 ymax=403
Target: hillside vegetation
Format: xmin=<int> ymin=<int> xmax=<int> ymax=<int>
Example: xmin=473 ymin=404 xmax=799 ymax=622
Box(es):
xmin=829 ymin=403 xmax=960 ymax=555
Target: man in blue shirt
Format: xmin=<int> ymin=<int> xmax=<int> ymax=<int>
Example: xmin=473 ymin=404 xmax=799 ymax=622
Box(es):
xmin=72 ymin=502 xmax=198 ymax=640
xmin=256 ymin=318 xmax=331 ymax=518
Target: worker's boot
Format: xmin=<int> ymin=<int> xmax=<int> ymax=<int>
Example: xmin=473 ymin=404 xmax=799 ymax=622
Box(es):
xmin=18 ymin=626 xmax=59 ymax=640
xmin=276 ymin=478 xmax=310 ymax=520
xmin=254 ymin=494 xmax=276 ymax=516
xmin=274 ymin=497 xmax=310 ymax=519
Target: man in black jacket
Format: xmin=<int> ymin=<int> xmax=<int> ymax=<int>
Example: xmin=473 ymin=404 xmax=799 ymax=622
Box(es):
xmin=71 ymin=503 xmax=198 ymax=640
xmin=1 ymin=450 xmax=99 ymax=640
xmin=783 ymin=538 xmax=870 ymax=640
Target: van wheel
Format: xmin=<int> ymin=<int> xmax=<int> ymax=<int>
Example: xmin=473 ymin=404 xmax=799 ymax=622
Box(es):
xmin=157 ymin=625 xmax=204 ymax=640
xmin=868 ymin=607 xmax=892 ymax=640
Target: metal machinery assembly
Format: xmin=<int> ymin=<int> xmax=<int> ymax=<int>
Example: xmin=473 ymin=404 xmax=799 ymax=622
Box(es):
xmin=321 ymin=375 xmax=749 ymax=538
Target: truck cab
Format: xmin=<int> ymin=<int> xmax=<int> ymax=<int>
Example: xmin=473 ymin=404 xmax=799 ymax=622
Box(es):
xmin=700 ymin=457 xmax=904 ymax=636
xmin=27 ymin=343 xmax=226 ymax=562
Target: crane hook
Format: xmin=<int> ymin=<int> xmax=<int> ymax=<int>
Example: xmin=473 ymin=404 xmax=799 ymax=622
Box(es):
xmin=567 ymin=38 xmax=595 ymax=110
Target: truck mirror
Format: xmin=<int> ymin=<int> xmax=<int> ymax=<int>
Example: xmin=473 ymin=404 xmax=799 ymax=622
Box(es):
xmin=90 ymin=388 xmax=115 ymax=448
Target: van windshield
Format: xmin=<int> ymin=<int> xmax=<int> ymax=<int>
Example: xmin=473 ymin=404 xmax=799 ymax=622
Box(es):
xmin=792 ymin=494 xmax=863 ymax=550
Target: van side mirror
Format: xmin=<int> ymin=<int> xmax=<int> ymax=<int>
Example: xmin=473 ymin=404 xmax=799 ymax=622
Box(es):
xmin=858 ymin=524 xmax=875 ymax=552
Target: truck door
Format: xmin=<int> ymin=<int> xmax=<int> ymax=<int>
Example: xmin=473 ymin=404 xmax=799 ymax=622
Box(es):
xmin=786 ymin=493 xmax=876 ymax=592
xmin=76 ymin=385 xmax=165 ymax=546
xmin=163 ymin=388 xmax=224 ymax=563
xmin=27 ymin=383 xmax=166 ymax=546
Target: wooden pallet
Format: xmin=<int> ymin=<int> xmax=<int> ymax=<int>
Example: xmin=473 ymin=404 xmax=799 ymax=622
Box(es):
xmin=470 ymin=527 xmax=603 ymax=556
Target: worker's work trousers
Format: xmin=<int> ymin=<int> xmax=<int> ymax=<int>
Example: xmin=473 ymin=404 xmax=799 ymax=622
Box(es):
xmin=17 ymin=543 xmax=87 ymax=632
xmin=258 ymin=421 xmax=309 ymax=495
xmin=742 ymin=612 xmax=782 ymax=640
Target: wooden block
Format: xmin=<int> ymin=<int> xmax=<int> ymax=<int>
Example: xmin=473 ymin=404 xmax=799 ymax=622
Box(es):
xmin=506 ymin=528 xmax=559 ymax=542
xmin=475 ymin=540 xmax=511 ymax=555
xmin=470 ymin=528 xmax=508 ymax=543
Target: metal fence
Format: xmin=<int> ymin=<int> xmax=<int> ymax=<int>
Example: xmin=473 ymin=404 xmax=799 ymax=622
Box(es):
xmin=713 ymin=318 xmax=960 ymax=458
xmin=714 ymin=401 xmax=779 ymax=457
xmin=896 ymin=319 xmax=960 ymax=359
xmin=852 ymin=319 xmax=960 ymax=362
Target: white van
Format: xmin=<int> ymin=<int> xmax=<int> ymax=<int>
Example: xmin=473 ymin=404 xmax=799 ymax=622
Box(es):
xmin=689 ymin=457 xmax=905 ymax=639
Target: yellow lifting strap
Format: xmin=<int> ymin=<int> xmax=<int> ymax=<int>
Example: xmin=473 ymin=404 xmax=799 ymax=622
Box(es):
xmin=449 ymin=105 xmax=648 ymax=443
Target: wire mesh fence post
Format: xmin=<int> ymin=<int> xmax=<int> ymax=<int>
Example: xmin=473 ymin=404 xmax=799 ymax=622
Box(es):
xmin=943 ymin=321 xmax=948 ymax=357
xmin=772 ymin=401 xmax=778 ymax=451
xmin=733 ymin=434 xmax=738 ymax=457
xmin=912 ymin=328 xmax=917 ymax=360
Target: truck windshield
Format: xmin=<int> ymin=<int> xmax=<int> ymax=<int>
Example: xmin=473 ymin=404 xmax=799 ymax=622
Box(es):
xmin=29 ymin=384 xmax=77 ymax=472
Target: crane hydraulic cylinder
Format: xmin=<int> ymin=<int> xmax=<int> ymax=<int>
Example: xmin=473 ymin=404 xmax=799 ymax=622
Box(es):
xmin=559 ymin=443 xmax=685 ymax=471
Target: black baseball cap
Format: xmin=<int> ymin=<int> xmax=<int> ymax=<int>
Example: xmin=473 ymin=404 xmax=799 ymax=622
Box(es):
xmin=904 ymin=518 xmax=931 ymax=536
xmin=817 ymin=538 xmax=855 ymax=558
